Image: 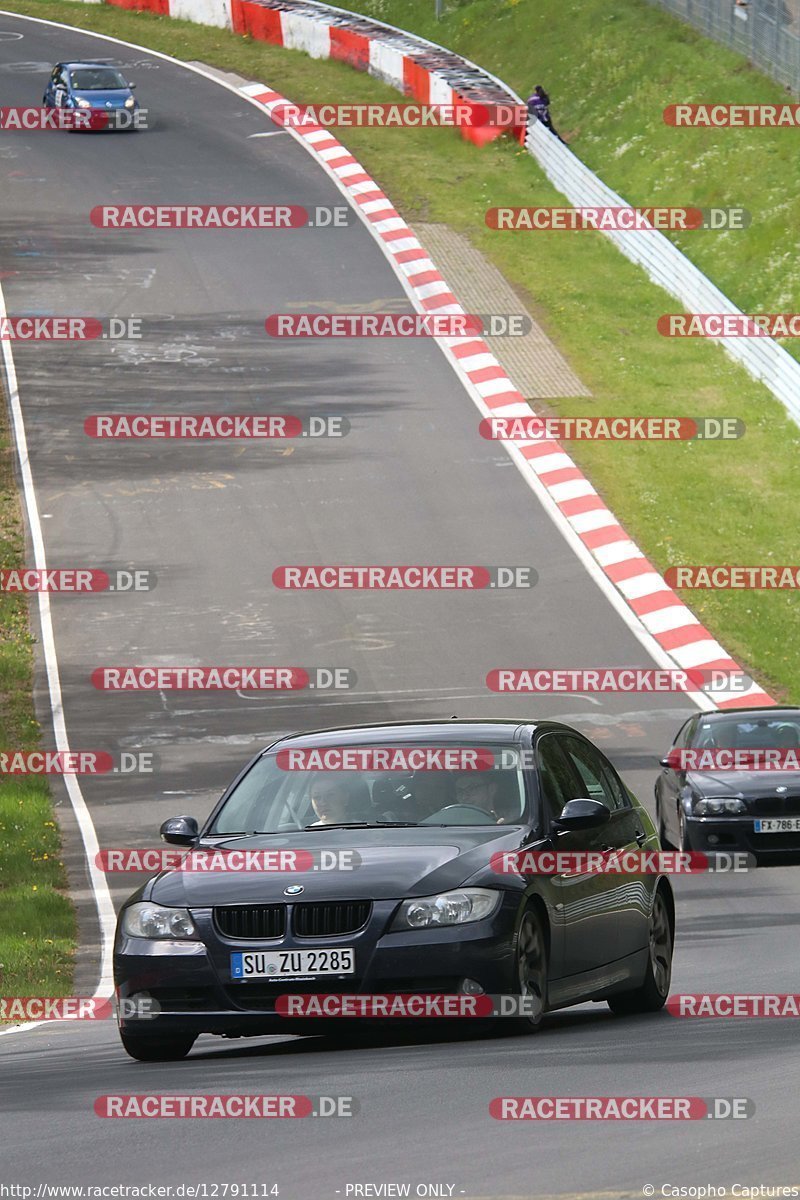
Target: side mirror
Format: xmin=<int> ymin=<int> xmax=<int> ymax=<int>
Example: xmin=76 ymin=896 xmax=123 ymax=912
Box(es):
xmin=660 ymin=748 xmax=683 ymax=770
xmin=160 ymin=815 xmax=199 ymax=846
xmin=129 ymin=82 xmax=137 ymax=89
xmin=551 ymin=798 xmax=610 ymax=832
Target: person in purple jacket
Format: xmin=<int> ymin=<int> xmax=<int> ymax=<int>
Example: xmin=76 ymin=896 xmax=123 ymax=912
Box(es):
xmin=526 ymin=84 xmax=566 ymax=143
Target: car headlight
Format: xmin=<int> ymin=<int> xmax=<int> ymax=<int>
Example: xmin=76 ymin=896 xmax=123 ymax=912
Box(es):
xmin=75 ymin=97 xmax=91 ymax=109
xmin=121 ymin=902 xmax=198 ymax=940
xmin=692 ymin=796 xmax=746 ymax=816
xmin=391 ymin=888 xmax=500 ymax=930
xmin=124 ymin=96 xmax=136 ymax=109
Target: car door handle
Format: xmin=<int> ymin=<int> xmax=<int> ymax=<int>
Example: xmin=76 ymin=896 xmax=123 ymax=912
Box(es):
xmin=634 ymin=829 xmax=647 ymax=846
xmin=599 ymin=844 xmax=615 ymax=853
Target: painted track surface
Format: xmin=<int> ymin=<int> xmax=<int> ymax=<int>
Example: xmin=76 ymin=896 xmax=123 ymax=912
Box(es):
xmin=0 ymin=14 xmax=798 ymax=1198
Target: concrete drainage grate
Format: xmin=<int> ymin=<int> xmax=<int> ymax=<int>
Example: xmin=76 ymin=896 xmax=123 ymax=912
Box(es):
xmin=416 ymin=222 xmax=590 ymax=401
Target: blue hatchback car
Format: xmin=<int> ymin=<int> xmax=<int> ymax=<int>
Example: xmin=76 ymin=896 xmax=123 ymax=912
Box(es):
xmin=43 ymin=62 xmax=141 ymax=130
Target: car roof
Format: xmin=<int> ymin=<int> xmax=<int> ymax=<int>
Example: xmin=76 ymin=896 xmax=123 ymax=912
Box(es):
xmin=696 ymin=707 xmax=800 ymax=722
xmin=261 ymin=718 xmax=584 ymax=753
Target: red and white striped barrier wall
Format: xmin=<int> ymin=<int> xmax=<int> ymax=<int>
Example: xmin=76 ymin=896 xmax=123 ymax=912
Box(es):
xmin=102 ymin=0 xmax=522 ymax=144
xmin=245 ymin=80 xmax=772 ymax=711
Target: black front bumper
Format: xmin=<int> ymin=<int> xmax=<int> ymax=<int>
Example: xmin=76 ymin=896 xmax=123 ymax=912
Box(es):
xmin=685 ymin=814 xmax=800 ymax=862
xmin=115 ymin=894 xmax=521 ymax=1038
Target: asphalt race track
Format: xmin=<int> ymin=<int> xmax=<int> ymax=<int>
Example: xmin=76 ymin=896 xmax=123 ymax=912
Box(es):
xmin=0 ymin=12 xmax=798 ymax=1200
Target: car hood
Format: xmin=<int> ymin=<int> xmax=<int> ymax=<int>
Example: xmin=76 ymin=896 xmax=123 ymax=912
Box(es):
xmin=73 ymin=88 xmax=132 ymax=107
xmin=686 ymin=769 xmax=800 ymax=798
xmin=146 ymin=826 xmax=528 ymax=907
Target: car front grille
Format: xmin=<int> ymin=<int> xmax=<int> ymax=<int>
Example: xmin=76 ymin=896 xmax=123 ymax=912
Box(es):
xmin=293 ymin=901 xmax=372 ymax=938
xmin=214 ymin=905 xmax=286 ymax=940
xmin=748 ymin=795 xmax=800 ymax=817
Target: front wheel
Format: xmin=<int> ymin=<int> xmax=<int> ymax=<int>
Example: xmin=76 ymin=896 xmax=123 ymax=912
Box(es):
xmin=608 ymin=888 xmax=673 ymax=1015
xmin=508 ymin=906 xmax=549 ymax=1034
xmin=120 ymin=1030 xmax=196 ymax=1061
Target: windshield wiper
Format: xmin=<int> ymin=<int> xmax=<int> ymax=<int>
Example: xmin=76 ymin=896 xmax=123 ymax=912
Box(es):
xmin=204 ymin=832 xmax=279 ymax=840
xmin=301 ymin=821 xmax=420 ymax=831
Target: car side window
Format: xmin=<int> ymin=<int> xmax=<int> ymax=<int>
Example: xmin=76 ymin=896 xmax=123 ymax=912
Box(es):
xmin=535 ymin=735 xmax=582 ymax=826
xmin=561 ymin=736 xmax=628 ymax=811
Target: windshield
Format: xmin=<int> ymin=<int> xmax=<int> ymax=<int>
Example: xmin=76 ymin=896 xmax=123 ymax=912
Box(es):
xmin=70 ymin=69 xmax=129 ymax=91
xmin=694 ymin=717 xmax=800 ymax=751
xmin=211 ymin=743 xmax=527 ymax=834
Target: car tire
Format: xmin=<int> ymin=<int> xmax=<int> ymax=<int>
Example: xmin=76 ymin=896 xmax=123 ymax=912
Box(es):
xmin=607 ymin=887 xmax=673 ymax=1016
xmin=120 ymin=1031 xmax=196 ymax=1061
xmin=508 ymin=905 xmax=549 ymax=1034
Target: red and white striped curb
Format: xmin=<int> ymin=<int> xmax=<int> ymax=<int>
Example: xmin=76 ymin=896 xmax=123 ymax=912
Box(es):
xmin=246 ymin=80 xmax=772 ymax=712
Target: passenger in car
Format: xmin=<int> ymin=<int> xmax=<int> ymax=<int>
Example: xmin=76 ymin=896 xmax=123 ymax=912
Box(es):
xmin=308 ymin=776 xmax=372 ymax=825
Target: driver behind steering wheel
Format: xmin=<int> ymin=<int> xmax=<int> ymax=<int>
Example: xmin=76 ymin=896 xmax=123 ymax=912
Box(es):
xmin=453 ymin=772 xmax=513 ymax=824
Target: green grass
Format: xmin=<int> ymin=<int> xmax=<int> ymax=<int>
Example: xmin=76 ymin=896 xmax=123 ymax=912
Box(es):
xmin=0 ymin=396 xmax=76 ymax=1004
xmin=2 ymin=0 xmax=799 ymax=709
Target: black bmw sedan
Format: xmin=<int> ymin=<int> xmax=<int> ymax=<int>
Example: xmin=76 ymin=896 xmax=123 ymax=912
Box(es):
xmin=115 ymin=719 xmax=675 ymax=1061
xmin=655 ymin=706 xmax=800 ymax=861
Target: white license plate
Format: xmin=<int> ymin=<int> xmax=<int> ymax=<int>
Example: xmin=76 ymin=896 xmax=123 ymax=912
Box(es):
xmin=753 ymin=818 xmax=800 ymax=833
xmin=231 ymin=948 xmax=355 ymax=980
